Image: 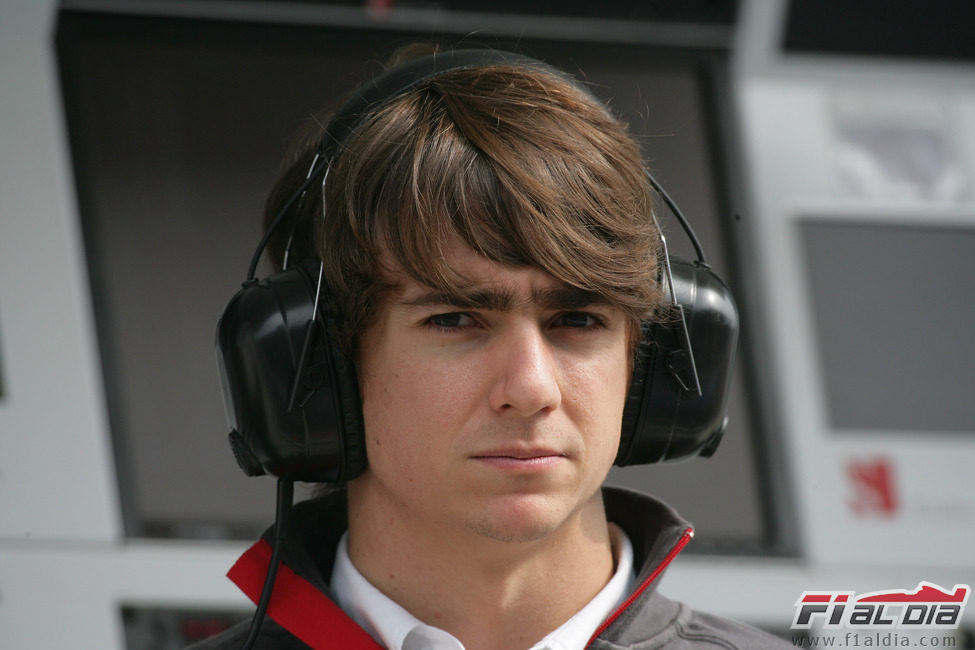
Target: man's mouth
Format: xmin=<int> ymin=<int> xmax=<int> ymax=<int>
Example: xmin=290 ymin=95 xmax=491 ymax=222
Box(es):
xmin=471 ymin=449 xmax=566 ymax=470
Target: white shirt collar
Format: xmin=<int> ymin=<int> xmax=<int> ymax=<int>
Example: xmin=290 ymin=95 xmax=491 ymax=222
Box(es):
xmin=330 ymin=524 xmax=635 ymax=650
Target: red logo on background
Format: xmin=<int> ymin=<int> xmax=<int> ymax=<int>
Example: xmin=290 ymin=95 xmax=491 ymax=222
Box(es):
xmin=848 ymin=458 xmax=898 ymax=516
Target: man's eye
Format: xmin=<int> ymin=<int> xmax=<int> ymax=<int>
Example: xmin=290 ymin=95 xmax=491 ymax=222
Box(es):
xmin=426 ymin=312 xmax=473 ymax=330
xmin=555 ymin=312 xmax=602 ymax=329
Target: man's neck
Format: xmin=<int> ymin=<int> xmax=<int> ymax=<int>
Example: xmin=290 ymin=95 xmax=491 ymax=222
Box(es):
xmin=344 ymin=486 xmax=615 ymax=650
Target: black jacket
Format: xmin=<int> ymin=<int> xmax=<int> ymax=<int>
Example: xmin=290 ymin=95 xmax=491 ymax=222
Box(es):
xmin=188 ymin=487 xmax=790 ymax=649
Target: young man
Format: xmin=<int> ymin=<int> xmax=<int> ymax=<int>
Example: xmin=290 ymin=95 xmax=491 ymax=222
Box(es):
xmin=196 ymin=47 xmax=789 ymax=649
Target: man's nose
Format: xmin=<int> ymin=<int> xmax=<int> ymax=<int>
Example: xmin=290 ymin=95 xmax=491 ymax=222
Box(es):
xmin=487 ymin=323 xmax=562 ymax=416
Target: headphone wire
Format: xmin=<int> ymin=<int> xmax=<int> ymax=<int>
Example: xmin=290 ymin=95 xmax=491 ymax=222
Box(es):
xmin=240 ymin=478 xmax=294 ymax=650
xmin=645 ymin=170 xmax=708 ymax=267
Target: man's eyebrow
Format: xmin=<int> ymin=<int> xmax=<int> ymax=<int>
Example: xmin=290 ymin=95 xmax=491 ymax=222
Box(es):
xmin=400 ymin=288 xmax=516 ymax=311
xmin=532 ymin=286 xmax=607 ymax=311
xmin=399 ymin=286 xmax=607 ymax=311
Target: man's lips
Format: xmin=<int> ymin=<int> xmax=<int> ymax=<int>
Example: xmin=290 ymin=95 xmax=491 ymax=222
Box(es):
xmin=470 ymin=449 xmax=566 ymax=470
xmin=472 ymin=447 xmax=564 ymax=459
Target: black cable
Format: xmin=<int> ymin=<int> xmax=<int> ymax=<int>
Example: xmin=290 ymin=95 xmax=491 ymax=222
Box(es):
xmin=245 ymin=158 xmax=327 ymax=282
xmin=240 ymin=479 xmax=294 ymax=650
xmin=645 ymin=170 xmax=708 ymax=267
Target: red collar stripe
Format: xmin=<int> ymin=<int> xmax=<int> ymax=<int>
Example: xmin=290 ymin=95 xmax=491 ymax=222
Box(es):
xmin=586 ymin=527 xmax=694 ymax=646
xmin=228 ymin=539 xmax=384 ymax=650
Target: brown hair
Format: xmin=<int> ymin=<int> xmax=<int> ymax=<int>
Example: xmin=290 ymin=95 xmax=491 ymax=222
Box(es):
xmin=263 ymin=48 xmax=662 ymax=356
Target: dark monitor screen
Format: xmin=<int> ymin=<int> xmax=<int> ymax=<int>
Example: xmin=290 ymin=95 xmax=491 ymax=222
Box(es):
xmin=57 ymin=8 xmax=787 ymax=554
xmin=783 ymin=0 xmax=975 ymax=63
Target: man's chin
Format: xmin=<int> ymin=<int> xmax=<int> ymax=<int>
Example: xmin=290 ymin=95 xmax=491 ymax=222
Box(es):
xmin=462 ymin=491 xmax=585 ymax=545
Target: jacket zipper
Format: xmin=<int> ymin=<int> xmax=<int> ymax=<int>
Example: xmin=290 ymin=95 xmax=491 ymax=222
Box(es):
xmin=584 ymin=527 xmax=694 ymax=647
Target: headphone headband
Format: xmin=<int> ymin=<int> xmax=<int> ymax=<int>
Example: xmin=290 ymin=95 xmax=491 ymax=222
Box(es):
xmin=250 ymin=49 xmax=555 ymax=282
xmin=321 ymin=49 xmax=548 ymax=162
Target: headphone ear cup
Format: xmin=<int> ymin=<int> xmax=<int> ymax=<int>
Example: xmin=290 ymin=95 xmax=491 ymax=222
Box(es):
xmin=617 ymin=321 xmax=660 ymax=465
xmin=319 ymin=300 xmax=367 ymax=480
xmin=616 ymin=259 xmax=738 ymax=465
xmin=216 ymin=259 xmax=366 ymax=483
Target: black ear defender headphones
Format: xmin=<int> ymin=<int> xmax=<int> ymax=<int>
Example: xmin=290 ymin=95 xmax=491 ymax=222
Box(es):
xmin=216 ymin=48 xmax=739 ymax=485
xmin=215 ymin=48 xmax=738 ymax=649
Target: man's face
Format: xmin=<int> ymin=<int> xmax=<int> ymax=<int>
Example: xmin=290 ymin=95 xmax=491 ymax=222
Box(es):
xmin=352 ymin=239 xmax=630 ymax=545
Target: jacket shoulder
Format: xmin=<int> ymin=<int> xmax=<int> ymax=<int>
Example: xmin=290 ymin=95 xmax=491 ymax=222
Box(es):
xmin=671 ymin=607 xmax=793 ymax=649
xmin=592 ymin=591 xmax=792 ymax=649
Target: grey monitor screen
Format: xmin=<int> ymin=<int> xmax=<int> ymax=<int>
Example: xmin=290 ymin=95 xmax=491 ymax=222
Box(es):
xmin=801 ymin=218 xmax=975 ymax=433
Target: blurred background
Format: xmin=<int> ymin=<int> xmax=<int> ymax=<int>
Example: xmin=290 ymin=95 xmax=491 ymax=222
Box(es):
xmin=1 ymin=0 xmax=973 ymax=647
